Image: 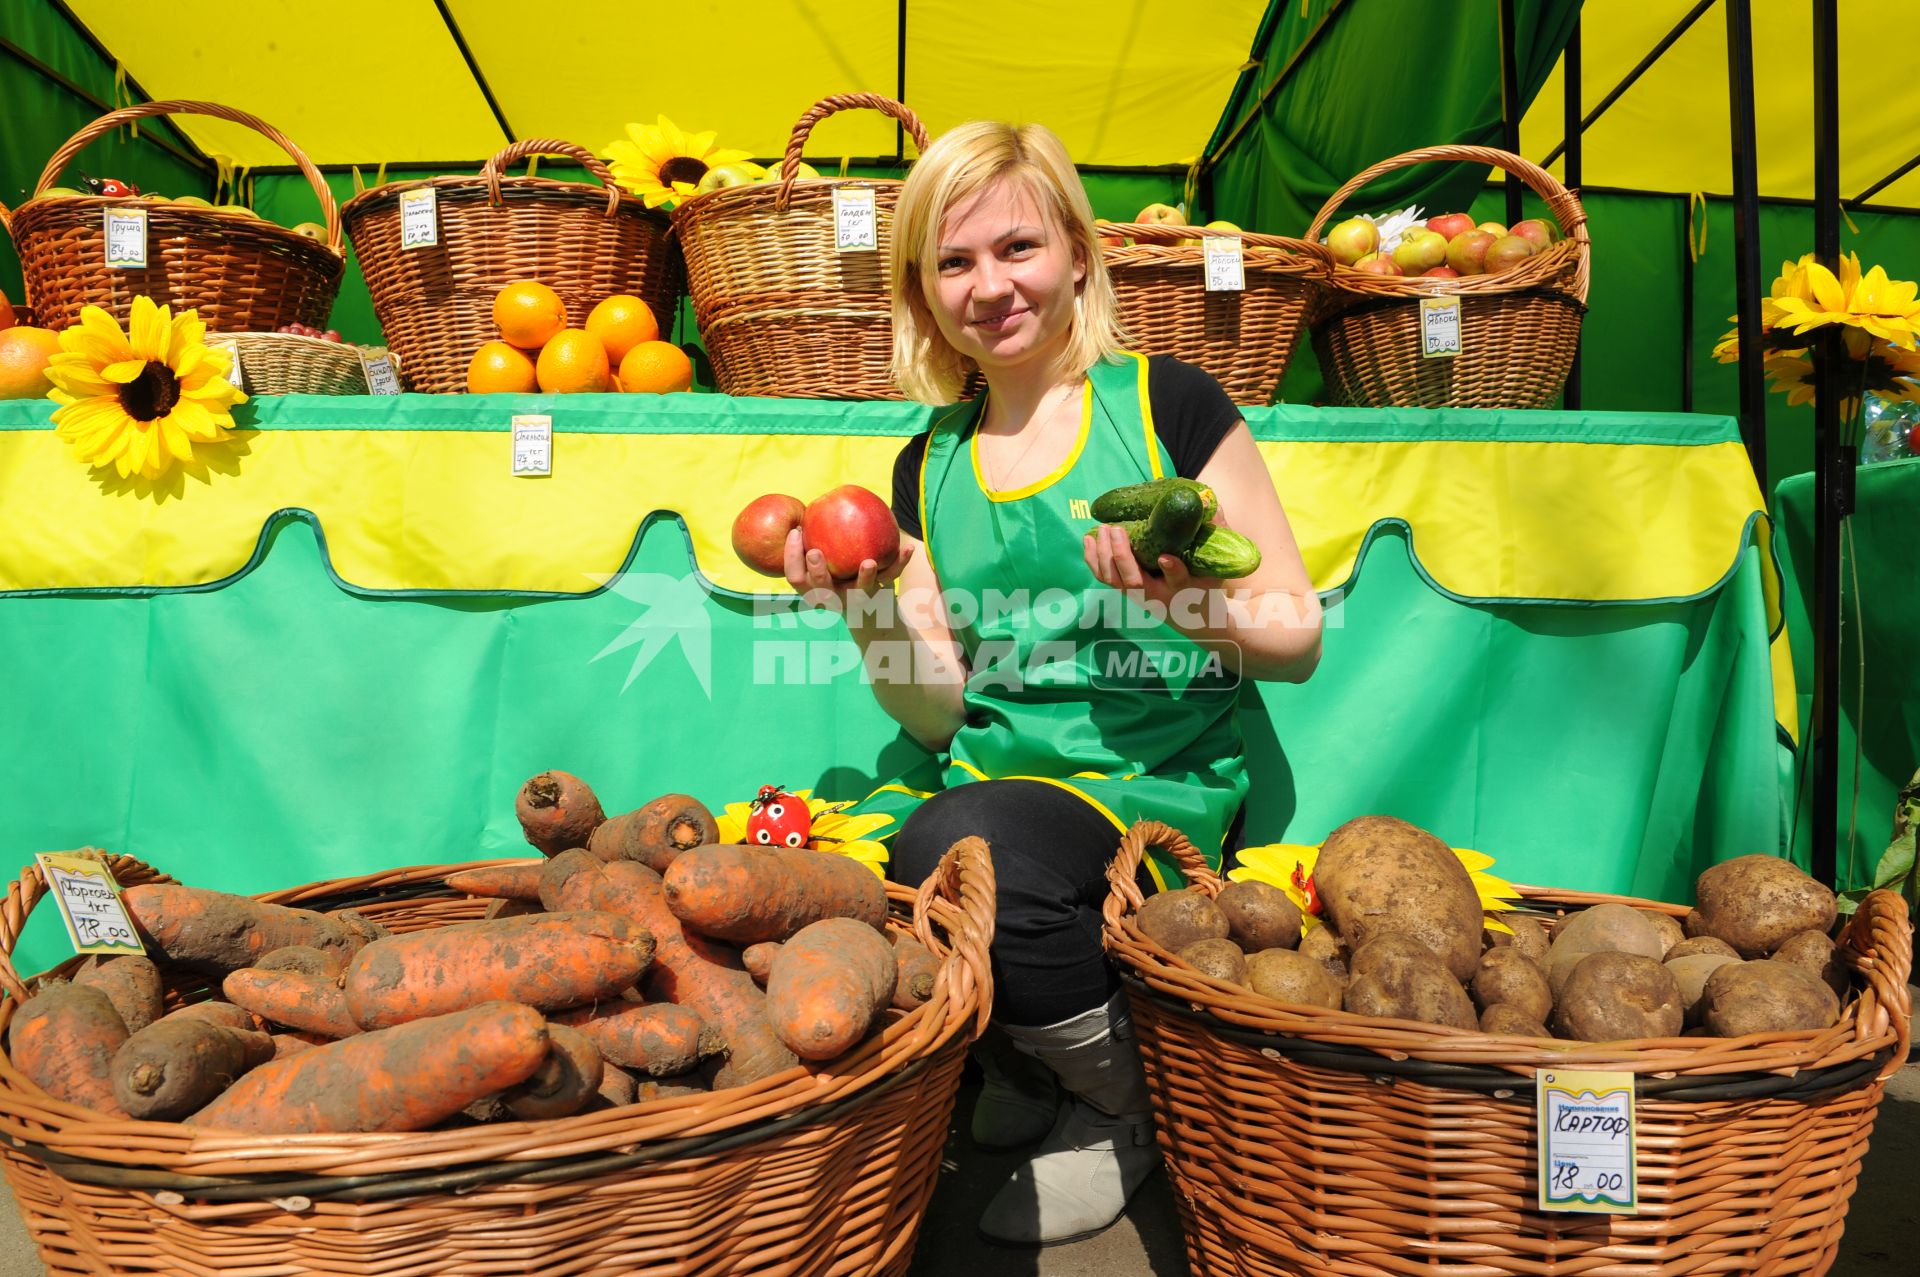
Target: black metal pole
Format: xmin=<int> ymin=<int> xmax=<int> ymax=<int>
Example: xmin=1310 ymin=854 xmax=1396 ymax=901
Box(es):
xmin=1809 ymin=0 xmax=1843 ymax=886
xmin=1499 ymin=0 xmax=1523 ymax=229
xmin=1725 ymin=0 xmax=1767 ymax=485
xmin=1563 ymin=18 xmax=1582 ymax=410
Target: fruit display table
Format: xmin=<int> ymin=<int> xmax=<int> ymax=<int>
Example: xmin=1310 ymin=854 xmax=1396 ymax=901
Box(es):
xmin=1773 ymin=457 xmax=1920 ymax=885
xmin=0 ymin=396 xmax=1788 ymax=969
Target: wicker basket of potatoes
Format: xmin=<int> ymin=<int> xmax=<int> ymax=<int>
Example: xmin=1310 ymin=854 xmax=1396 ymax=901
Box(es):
xmin=1103 ymin=818 xmax=1911 ymax=1277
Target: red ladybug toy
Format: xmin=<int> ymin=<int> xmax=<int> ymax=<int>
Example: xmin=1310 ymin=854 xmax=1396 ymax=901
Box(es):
xmin=80 ymin=174 xmax=141 ymax=198
xmin=746 ymin=785 xmax=811 ymax=848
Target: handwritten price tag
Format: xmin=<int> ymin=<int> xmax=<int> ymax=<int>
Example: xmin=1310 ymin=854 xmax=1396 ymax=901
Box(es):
xmin=512 ymin=414 xmax=552 ymax=476
xmin=1203 ymin=236 xmax=1245 ymax=291
xmin=362 ymin=353 xmax=402 ymax=395
xmin=103 ymin=207 xmax=148 ymax=269
xmin=209 ymin=338 xmax=244 ymax=391
xmin=1420 ymin=295 xmax=1463 ymax=358
xmin=834 ymin=186 xmax=877 ymax=252
xmin=1537 ymin=1070 xmax=1637 ymax=1213
xmin=34 ymin=853 xmax=144 ymax=957
xmin=399 ymin=187 xmax=439 ymax=249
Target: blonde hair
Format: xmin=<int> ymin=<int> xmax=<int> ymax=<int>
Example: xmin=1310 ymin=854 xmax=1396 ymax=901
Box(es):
xmin=888 ymin=121 xmax=1125 ymax=404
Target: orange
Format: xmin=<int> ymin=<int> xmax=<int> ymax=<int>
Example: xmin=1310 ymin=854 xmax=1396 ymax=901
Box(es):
xmin=466 ymin=340 xmax=538 ymax=394
xmin=618 ymin=341 xmax=694 ymax=394
xmin=493 ymin=281 xmax=568 ymax=350
xmin=535 ymin=328 xmax=610 ymax=393
xmin=0 ymin=287 xmax=16 ymax=331
xmin=0 ymin=327 xmax=62 ymax=399
xmin=585 ymin=294 xmax=659 ymax=366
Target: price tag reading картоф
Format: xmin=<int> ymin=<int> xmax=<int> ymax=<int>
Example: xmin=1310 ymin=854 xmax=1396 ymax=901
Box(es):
xmin=512 ymin=414 xmax=552 ymax=476
xmin=1537 ymin=1070 xmax=1637 ymax=1214
xmin=1204 ymin=236 xmax=1245 ymax=292
xmin=400 ymin=187 xmax=439 ymax=249
xmin=1420 ymin=295 xmax=1463 ymax=358
xmin=834 ymin=186 xmax=877 ymax=251
xmin=103 ymin=207 xmax=148 ymax=269
xmin=34 ymin=852 xmax=144 ymax=957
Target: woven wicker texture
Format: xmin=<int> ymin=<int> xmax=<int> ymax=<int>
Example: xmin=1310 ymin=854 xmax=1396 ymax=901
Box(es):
xmin=342 ymin=139 xmax=681 ymax=394
xmin=1100 ymin=223 xmax=1331 ymax=406
xmin=0 ymin=841 xmax=994 ymax=1275
xmin=671 ymin=94 xmax=931 ymax=399
xmin=218 ymin=332 xmax=371 ymax=396
xmin=1303 ymin=145 xmax=1591 ymax=409
xmin=1103 ymin=821 xmax=1912 ymax=1277
xmin=0 ymin=101 xmax=344 ymax=336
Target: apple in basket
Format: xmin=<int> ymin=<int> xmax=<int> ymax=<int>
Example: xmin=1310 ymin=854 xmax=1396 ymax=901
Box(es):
xmin=1425 ymin=212 xmax=1476 ymax=242
xmin=1352 ymin=253 xmax=1402 ymax=277
xmin=695 ymin=162 xmax=765 ymax=195
xmin=1485 ymin=235 xmax=1536 ymax=274
xmin=1511 ymin=218 xmax=1559 ymax=250
xmin=1134 ymin=203 xmax=1187 ymax=227
xmin=1445 ymin=230 xmax=1496 ymax=276
xmin=1325 ymin=217 xmax=1379 ymax=266
xmin=1391 ymin=229 xmax=1448 ymax=275
xmin=733 ymin=494 xmax=808 ymax=578
xmin=803 ymin=485 xmax=901 ymax=580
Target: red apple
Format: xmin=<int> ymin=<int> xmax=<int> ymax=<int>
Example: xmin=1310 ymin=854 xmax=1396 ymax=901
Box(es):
xmin=1422 ymin=265 xmax=1460 ymax=278
xmin=803 ymin=484 xmax=901 ymax=579
xmin=1446 ymin=229 xmax=1496 ymax=275
xmin=1511 ymin=219 xmax=1556 ymax=250
xmin=1353 ymin=254 xmax=1403 ymax=276
xmin=1425 ymin=212 xmax=1475 ymax=242
xmin=732 ymin=493 xmax=806 ymax=577
xmin=1484 ymin=235 xmax=1536 ymax=274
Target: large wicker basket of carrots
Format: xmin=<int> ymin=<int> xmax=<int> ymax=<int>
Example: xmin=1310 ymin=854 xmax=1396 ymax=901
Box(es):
xmin=1304 ymin=144 xmax=1590 ymax=409
xmin=1102 ymin=821 xmax=1912 ymax=1277
xmin=0 ymin=100 xmax=344 ymax=335
xmin=342 ymin=139 xmax=682 ymax=393
xmin=0 ymin=839 xmax=993 ymax=1276
xmin=670 ymin=93 xmax=929 ymax=399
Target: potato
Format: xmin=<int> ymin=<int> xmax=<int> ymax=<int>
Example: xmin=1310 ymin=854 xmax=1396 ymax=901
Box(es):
xmin=1479 ymin=1003 xmax=1552 ymax=1038
xmin=1770 ymin=931 xmax=1849 ymax=998
xmin=1342 ymin=939 xmax=1477 ymax=1030
xmin=1178 ymin=938 xmax=1248 ymax=987
xmin=1245 ymin=949 xmax=1343 ymax=1010
xmin=1665 ymin=935 xmax=1739 ymax=961
xmin=1502 ymin=917 xmax=1550 ymax=968
xmin=1215 ymin=880 xmax=1302 ymax=952
xmin=1665 ymin=953 xmax=1741 ymax=1024
xmin=1545 ymin=904 xmax=1666 ymax=996
xmin=1551 ymin=952 xmax=1683 ymax=1042
xmin=1137 ymin=889 xmax=1230 ymax=954
xmin=1700 ymin=960 xmax=1840 ymax=1036
xmin=1471 ymin=949 xmax=1553 ymax=1023
xmin=1636 ymin=909 xmax=1686 ymax=958
xmin=1691 ymin=855 xmax=1837 ymax=958
xmin=1297 ymin=924 xmax=1349 ymax=981
xmin=1313 ymin=817 xmax=1484 ymax=981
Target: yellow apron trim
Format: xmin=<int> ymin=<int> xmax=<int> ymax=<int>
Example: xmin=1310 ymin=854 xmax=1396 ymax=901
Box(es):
xmin=970 ymin=382 xmax=1093 ymax=502
xmin=918 ymin=417 xmax=939 ymax=582
xmin=1131 ymin=350 xmax=1165 ymax=481
xmin=944 ymin=761 xmax=1170 ymax=889
xmin=949 ymin=758 xmax=990 ymax=782
xmin=868 ymin=782 xmax=936 ymax=801
xmin=1771 ymin=629 xmax=1800 ymax=745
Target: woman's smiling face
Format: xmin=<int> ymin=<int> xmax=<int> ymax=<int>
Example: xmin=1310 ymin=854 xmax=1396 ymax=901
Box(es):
xmin=927 ymin=177 xmax=1087 ymax=379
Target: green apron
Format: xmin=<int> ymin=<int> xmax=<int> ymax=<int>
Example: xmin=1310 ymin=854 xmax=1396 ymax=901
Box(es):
xmin=854 ymin=352 xmax=1248 ymax=889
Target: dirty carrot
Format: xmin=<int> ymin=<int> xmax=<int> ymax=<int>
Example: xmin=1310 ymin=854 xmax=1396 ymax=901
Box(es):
xmin=119 ymin=884 xmax=356 ymax=971
xmin=7 ymin=983 xmax=128 ymax=1115
xmin=223 ymin=968 xmax=359 ymax=1039
xmin=516 ymin=771 xmax=607 ymax=857
xmin=662 ymin=844 xmax=888 ymax=944
xmin=553 ymin=1001 xmax=723 ymax=1077
xmin=445 ymin=862 xmax=547 ymax=901
xmin=765 ymin=918 xmax=899 ymax=1060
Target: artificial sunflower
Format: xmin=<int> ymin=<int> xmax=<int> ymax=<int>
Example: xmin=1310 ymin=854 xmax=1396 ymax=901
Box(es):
xmin=604 ymin=116 xmax=752 ymax=209
xmin=1228 ymin=841 xmax=1521 ymax=937
xmin=714 ymin=789 xmax=894 ymax=879
xmin=46 ymin=297 xmax=245 ymax=479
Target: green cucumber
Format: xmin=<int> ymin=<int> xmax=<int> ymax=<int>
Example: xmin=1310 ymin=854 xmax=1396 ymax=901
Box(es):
xmin=1091 ymin=477 xmax=1217 ymax=523
xmin=1123 ymin=487 xmax=1208 ymax=571
xmin=1180 ymin=523 xmax=1262 ymax=579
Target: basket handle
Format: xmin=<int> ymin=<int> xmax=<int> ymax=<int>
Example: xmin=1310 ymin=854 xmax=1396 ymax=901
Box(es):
xmin=912 ymin=835 xmax=996 ymax=1041
xmin=31 ymin=100 xmax=343 ymax=254
xmin=480 ymin=139 xmax=624 ymax=216
xmin=0 ymin=852 xmax=179 ymax=1003
xmin=1840 ymin=888 xmax=1913 ymax=1076
xmin=1101 ymin=821 xmax=1220 ymax=929
xmin=1303 ymin=144 xmax=1590 ymax=303
xmin=775 ymin=93 xmax=930 ymax=212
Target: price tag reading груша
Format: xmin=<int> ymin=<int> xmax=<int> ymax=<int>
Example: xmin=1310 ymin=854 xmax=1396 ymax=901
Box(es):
xmin=103 ymin=207 xmax=148 ymax=269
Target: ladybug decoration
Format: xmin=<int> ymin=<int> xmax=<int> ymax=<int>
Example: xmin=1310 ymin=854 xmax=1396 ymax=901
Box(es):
xmin=80 ymin=174 xmax=140 ymax=198
xmin=746 ymin=785 xmax=812 ymax=848
xmin=1290 ymin=862 xmax=1322 ymax=917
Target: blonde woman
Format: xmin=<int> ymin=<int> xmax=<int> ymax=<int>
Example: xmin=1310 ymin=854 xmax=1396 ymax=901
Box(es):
xmin=784 ymin=121 xmax=1321 ymax=1246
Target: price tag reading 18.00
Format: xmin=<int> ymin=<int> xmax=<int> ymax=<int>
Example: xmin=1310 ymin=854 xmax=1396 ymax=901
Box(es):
xmin=33 ymin=852 xmax=144 ymax=957
xmin=833 ymin=186 xmax=877 ymax=252
xmin=1537 ymin=1069 xmax=1637 ymax=1214
xmin=1420 ymin=295 xmax=1463 ymax=358
xmin=399 ymin=187 xmax=439 ymax=249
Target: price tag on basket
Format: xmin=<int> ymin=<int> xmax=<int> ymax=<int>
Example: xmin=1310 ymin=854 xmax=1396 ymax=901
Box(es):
xmin=512 ymin=414 xmax=552 ymax=476
xmin=1203 ymin=236 xmax=1245 ymax=292
xmin=102 ymin=207 xmax=147 ymax=269
xmin=208 ymin=338 xmax=244 ymax=391
xmin=399 ymin=187 xmax=439 ymax=249
xmin=361 ymin=352 xmax=402 ymax=395
xmin=833 ymin=186 xmax=877 ymax=252
xmin=33 ymin=852 xmax=144 ymax=957
xmin=1537 ymin=1069 xmax=1637 ymax=1213
xmin=1420 ymin=296 xmax=1463 ymax=358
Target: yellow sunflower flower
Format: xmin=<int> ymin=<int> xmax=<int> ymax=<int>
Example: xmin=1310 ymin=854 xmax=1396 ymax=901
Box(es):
xmin=1228 ymin=840 xmax=1521 ymax=937
xmin=45 ymin=297 xmax=245 ymax=479
xmin=604 ymin=116 xmax=752 ymax=209
xmin=714 ymin=789 xmax=894 ymax=879
xmin=1763 ymin=252 xmax=1920 ymax=348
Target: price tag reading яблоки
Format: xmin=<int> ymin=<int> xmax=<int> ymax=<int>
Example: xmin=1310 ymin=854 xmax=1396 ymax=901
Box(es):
xmin=1537 ymin=1069 xmax=1637 ymax=1214
xmin=1420 ymin=295 xmax=1463 ymax=358
xmin=34 ymin=852 xmax=144 ymax=957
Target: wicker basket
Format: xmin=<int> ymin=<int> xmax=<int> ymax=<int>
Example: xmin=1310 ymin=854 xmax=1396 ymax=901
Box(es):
xmin=0 ymin=100 xmax=344 ymax=335
xmin=343 ymin=140 xmax=681 ymax=394
xmin=1304 ymin=145 xmax=1591 ymax=409
xmin=1103 ymin=821 xmax=1912 ymax=1277
xmin=671 ymin=94 xmax=930 ymax=399
xmin=0 ymin=840 xmax=994 ymax=1275
xmin=1101 ymin=223 xmax=1332 ymax=406
xmin=213 ymin=332 xmax=375 ymax=396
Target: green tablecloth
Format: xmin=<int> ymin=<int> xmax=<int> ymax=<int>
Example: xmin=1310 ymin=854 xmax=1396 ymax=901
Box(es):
xmin=1773 ymin=458 xmax=1919 ymax=887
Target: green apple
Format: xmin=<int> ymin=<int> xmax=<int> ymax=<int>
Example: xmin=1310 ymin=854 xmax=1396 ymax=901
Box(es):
xmin=1135 ymin=202 xmax=1187 ymax=227
xmin=39 ymin=187 xmax=83 ymax=198
xmin=290 ymin=222 xmax=329 ymax=242
xmin=1203 ymin=219 xmax=1242 ymax=233
xmin=761 ymin=160 xmax=821 ymax=182
xmin=214 ymin=204 xmax=260 ymax=219
xmin=694 ymin=161 xmax=765 ymax=194
xmin=1325 ymin=216 xmax=1378 ymax=266
xmin=172 ymin=196 xmax=213 ymax=208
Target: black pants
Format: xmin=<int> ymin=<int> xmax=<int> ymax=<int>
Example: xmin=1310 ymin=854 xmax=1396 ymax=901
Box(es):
xmin=890 ymin=780 xmax=1244 ymax=1028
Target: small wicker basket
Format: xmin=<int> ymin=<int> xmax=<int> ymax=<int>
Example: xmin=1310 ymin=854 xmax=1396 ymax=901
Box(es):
xmin=1101 ymin=223 xmax=1332 ymax=406
xmin=0 ymin=100 xmax=344 ymax=335
xmin=671 ymin=93 xmax=930 ymax=399
xmin=0 ymin=841 xmax=994 ymax=1276
xmin=1103 ymin=821 xmax=1911 ymax=1277
xmin=343 ymin=140 xmax=681 ymax=394
xmin=1304 ymin=144 xmax=1591 ymax=409
xmin=212 ymin=332 xmax=374 ymax=396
